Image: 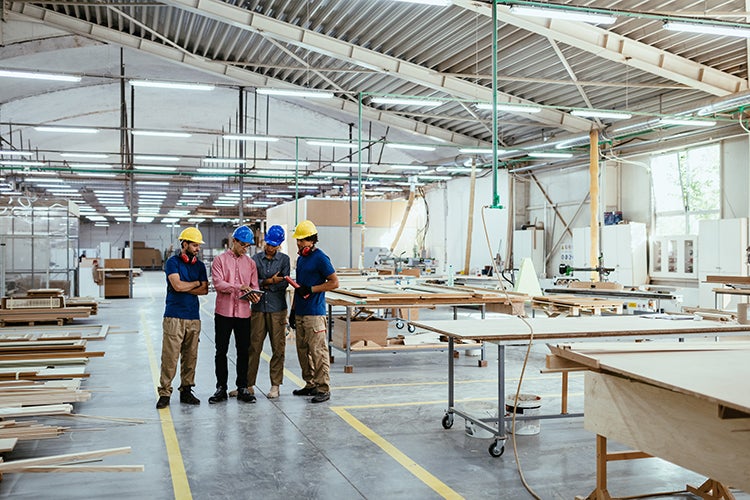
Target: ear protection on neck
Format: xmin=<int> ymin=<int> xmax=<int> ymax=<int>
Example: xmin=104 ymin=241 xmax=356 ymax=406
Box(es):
xmin=181 ymin=252 xmax=197 ymax=264
xmin=299 ymin=246 xmax=314 ymax=257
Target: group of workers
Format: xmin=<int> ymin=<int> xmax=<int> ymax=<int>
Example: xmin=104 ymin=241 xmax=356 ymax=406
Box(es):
xmin=154 ymin=219 xmax=339 ymax=410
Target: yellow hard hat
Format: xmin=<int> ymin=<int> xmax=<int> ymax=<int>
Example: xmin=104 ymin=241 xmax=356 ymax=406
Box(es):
xmin=178 ymin=227 xmax=205 ymax=244
xmin=292 ymin=220 xmax=317 ymax=239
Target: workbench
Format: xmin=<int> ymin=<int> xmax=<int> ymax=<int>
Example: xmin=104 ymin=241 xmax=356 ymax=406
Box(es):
xmin=326 ymin=283 xmax=527 ymax=373
xmin=409 ymin=316 xmax=750 ymax=458
xmin=543 ymin=286 xmax=681 ymax=312
xmin=548 ymin=341 xmax=750 ymax=499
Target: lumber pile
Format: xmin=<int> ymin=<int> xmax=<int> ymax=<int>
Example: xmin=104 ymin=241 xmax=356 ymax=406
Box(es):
xmin=0 ymin=329 xmax=143 ymax=477
xmin=0 ymin=289 xmax=96 ymax=327
xmin=532 ymin=295 xmax=624 ymax=317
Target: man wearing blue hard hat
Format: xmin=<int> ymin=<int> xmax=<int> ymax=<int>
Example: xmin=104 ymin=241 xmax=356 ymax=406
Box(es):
xmin=247 ymin=225 xmax=290 ymax=399
xmin=208 ymin=225 xmax=261 ymax=404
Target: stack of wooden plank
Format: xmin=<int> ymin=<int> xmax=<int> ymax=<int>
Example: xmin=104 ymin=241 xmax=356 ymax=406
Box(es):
xmin=532 ymin=295 xmax=624 ymax=317
xmin=0 ymin=289 xmax=94 ymax=327
xmin=0 ymin=325 xmax=142 ymax=477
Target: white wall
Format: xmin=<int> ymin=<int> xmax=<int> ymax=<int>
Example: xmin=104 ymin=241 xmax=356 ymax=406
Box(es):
xmin=424 ymin=172 xmax=510 ymax=273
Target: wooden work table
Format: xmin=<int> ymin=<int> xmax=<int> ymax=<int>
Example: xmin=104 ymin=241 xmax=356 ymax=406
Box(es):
xmin=549 ymin=341 xmax=750 ymax=499
xmin=326 ymin=283 xmax=527 ymax=372
xmin=409 ymin=316 xmax=750 ymax=459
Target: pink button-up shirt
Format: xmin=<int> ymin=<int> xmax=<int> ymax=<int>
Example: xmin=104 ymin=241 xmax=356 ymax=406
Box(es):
xmin=211 ymin=249 xmax=259 ymax=319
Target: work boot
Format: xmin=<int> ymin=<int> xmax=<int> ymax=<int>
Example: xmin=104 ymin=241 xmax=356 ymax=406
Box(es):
xmin=179 ymin=388 xmax=200 ymax=405
xmin=237 ymin=387 xmax=256 ymax=403
xmin=156 ymin=395 xmax=170 ymax=409
xmin=292 ymin=386 xmax=316 ymax=396
xmin=268 ymin=385 xmax=280 ymax=399
xmin=311 ymin=391 xmax=330 ymax=403
xmin=208 ymin=387 xmax=228 ymax=404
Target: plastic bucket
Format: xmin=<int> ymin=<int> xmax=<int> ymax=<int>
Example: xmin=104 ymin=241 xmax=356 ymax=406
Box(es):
xmin=505 ymin=394 xmax=542 ymax=435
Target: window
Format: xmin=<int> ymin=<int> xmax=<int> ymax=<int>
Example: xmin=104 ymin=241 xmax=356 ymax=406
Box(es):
xmin=651 ymin=144 xmax=720 ymax=235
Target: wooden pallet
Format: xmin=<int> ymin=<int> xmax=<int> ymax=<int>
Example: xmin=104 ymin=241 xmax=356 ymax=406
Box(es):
xmin=0 ymin=307 xmax=92 ymax=327
xmin=532 ymin=295 xmax=624 ymax=317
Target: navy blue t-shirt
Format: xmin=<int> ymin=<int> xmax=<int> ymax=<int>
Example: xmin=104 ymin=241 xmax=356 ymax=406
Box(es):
xmin=294 ymin=248 xmax=335 ymax=316
xmin=164 ymin=255 xmax=208 ymax=320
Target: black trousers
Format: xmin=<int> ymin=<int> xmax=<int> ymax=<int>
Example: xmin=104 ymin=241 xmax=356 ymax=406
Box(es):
xmin=213 ymin=313 xmax=251 ymax=389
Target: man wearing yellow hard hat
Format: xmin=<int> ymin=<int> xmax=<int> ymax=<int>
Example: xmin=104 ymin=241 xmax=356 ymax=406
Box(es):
xmin=156 ymin=227 xmax=209 ymax=409
xmin=289 ymin=220 xmax=339 ymax=403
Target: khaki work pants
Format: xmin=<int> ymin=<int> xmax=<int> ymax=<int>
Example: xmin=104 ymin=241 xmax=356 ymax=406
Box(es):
xmin=158 ymin=317 xmax=201 ymax=397
xmin=295 ymin=315 xmax=330 ymax=393
xmin=247 ymin=310 xmax=287 ymax=388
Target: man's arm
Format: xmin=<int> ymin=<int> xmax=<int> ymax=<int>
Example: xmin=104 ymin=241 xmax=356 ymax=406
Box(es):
xmin=188 ymin=281 xmax=208 ymax=295
xmin=167 ymin=273 xmax=204 ymax=293
xmin=311 ymin=272 xmax=339 ymax=294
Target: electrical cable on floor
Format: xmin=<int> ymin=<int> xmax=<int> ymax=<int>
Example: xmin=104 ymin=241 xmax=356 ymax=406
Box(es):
xmin=480 ymin=206 xmax=541 ymax=500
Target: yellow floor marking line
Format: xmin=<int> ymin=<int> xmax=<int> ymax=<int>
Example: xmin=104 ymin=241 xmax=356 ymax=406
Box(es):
xmin=331 ymin=407 xmax=464 ymax=500
xmin=142 ymin=303 xmax=192 ymax=499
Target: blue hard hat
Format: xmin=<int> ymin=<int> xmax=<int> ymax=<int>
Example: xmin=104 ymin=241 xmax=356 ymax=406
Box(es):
xmin=232 ymin=225 xmax=255 ymax=244
xmin=265 ymin=225 xmax=285 ymax=247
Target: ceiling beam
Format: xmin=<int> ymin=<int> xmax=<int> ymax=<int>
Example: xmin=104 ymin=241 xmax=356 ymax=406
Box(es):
xmin=156 ymin=0 xmax=592 ymax=133
xmin=453 ymin=0 xmax=747 ymax=96
xmin=6 ymin=3 xmax=483 ymax=147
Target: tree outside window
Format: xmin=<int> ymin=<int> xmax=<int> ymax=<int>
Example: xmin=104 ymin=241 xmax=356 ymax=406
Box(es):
xmin=651 ymin=144 xmax=720 ymax=236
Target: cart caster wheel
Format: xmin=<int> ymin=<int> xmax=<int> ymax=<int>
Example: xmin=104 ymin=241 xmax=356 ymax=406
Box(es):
xmin=441 ymin=414 xmax=454 ymax=429
xmin=407 ymin=324 xmax=416 ymax=333
xmin=396 ymin=321 xmax=404 ymax=329
xmin=489 ymin=441 xmax=505 ymax=457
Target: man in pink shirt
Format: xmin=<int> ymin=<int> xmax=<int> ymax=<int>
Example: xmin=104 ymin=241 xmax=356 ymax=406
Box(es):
xmin=209 ymin=226 xmax=261 ymax=404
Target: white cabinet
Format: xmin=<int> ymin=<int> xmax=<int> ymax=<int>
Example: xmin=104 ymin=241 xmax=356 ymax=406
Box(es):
xmin=513 ymin=229 xmax=545 ymax=277
xmin=570 ymin=223 xmax=648 ymax=285
xmin=650 ymin=235 xmax=697 ymax=280
xmin=698 ymin=218 xmax=748 ymax=308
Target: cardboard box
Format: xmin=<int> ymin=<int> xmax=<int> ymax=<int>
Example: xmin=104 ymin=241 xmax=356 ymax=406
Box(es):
xmin=104 ymin=279 xmax=130 ymax=298
xmin=332 ymin=315 xmax=388 ymax=348
xmin=133 ymin=248 xmax=163 ymax=269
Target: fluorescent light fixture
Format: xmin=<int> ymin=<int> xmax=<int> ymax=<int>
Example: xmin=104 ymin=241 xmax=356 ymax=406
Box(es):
xmin=476 ymin=103 xmax=542 ymax=113
xmin=86 ymin=215 xmax=107 ymax=222
xmin=331 ymin=162 xmax=371 ymax=168
xmin=288 ymin=185 xmax=318 ymax=190
xmin=374 ymin=187 xmax=404 ymax=192
xmin=269 ymin=160 xmax=310 ymax=167
xmin=307 ymin=140 xmax=358 ymax=149
xmin=136 ymin=181 xmax=170 ymax=186
xmin=161 ymin=218 xmax=180 ymax=224
xmin=136 ymin=217 xmax=155 ymax=223
xmin=391 ymin=0 xmax=451 ymax=6
xmin=459 ymin=147 xmax=493 ymax=154
xmin=183 ymin=191 xmax=210 ymax=196
xmin=203 ymin=158 xmax=246 ymax=164
xmin=251 ymin=170 xmax=296 ymax=177
xmin=257 ymin=88 xmax=334 ymax=99
xmin=135 ymin=155 xmax=180 ymax=162
xmin=394 ymin=181 xmax=426 ymax=187
xmin=312 ymin=172 xmax=350 ymax=178
xmin=371 ymin=97 xmax=443 ymax=107
xmin=367 ymin=173 xmax=403 ymax=179
xmin=191 ymin=176 xmax=228 ymax=182
xmin=131 ymin=130 xmax=191 ymax=138
xmin=134 ymin=166 xmax=178 ymax=171
xmin=571 ymin=109 xmax=632 ymax=120
xmin=60 ymin=153 xmax=109 ymax=159
xmin=224 ymin=135 xmax=280 ymax=142
xmin=35 ymin=126 xmax=99 ymax=134
xmin=130 ymin=80 xmax=214 ymax=91
xmin=528 ymin=152 xmax=574 ymax=159
xmin=664 ymin=20 xmax=750 ymax=38
xmin=267 ymin=194 xmax=294 ymax=199
xmin=25 ymin=177 xmax=64 ymax=183
xmin=418 ymin=174 xmax=452 ymax=180
xmin=388 ymin=164 xmax=429 ymax=170
xmin=0 ymin=150 xmax=34 ymax=157
xmin=77 ymin=172 xmax=116 ymax=177
xmin=1 ymin=160 xmax=45 ymax=166
xmin=187 ymin=218 xmax=206 ymax=223
xmin=442 ymin=167 xmax=472 ymax=173
xmin=114 ymin=217 xmax=132 ymax=222
xmin=385 ymin=143 xmax=436 ymax=152
xmin=658 ymin=118 xmax=716 ymax=127
xmin=510 ymin=5 xmax=616 ymax=24
xmin=107 ymin=207 xmax=130 ymax=212
xmin=0 ymin=69 xmax=81 ymax=82
xmin=295 ymin=179 xmax=333 ymax=185
xmin=196 ymin=168 xmax=235 ymax=174
xmin=138 ymin=200 xmax=163 ymax=205
xmin=178 ymin=200 xmax=203 ymax=206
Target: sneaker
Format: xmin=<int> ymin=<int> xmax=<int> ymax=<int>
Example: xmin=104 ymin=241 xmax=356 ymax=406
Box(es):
xmin=292 ymin=386 xmax=316 ymax=396
xmin=268 ymin=385 xmax=280 ymax=399
xmin=311 ymin=391 xmax=330 ymax=403
xmin=179 ymin=388 xmax=200 ymax=405
xmin=208 ymin=387 xmax=228 ymax=404
xmin=156 ymin=395 xmax=170 ymax=409
xmin=237 ymin=387 xmax=256 ymax=403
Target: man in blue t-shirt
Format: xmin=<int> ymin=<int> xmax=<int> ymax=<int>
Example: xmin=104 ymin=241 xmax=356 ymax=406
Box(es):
xmin=288 ymin=220 xmax=339 ymax=403
xmin=156 ymin=227 xmax=209 ymax=409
